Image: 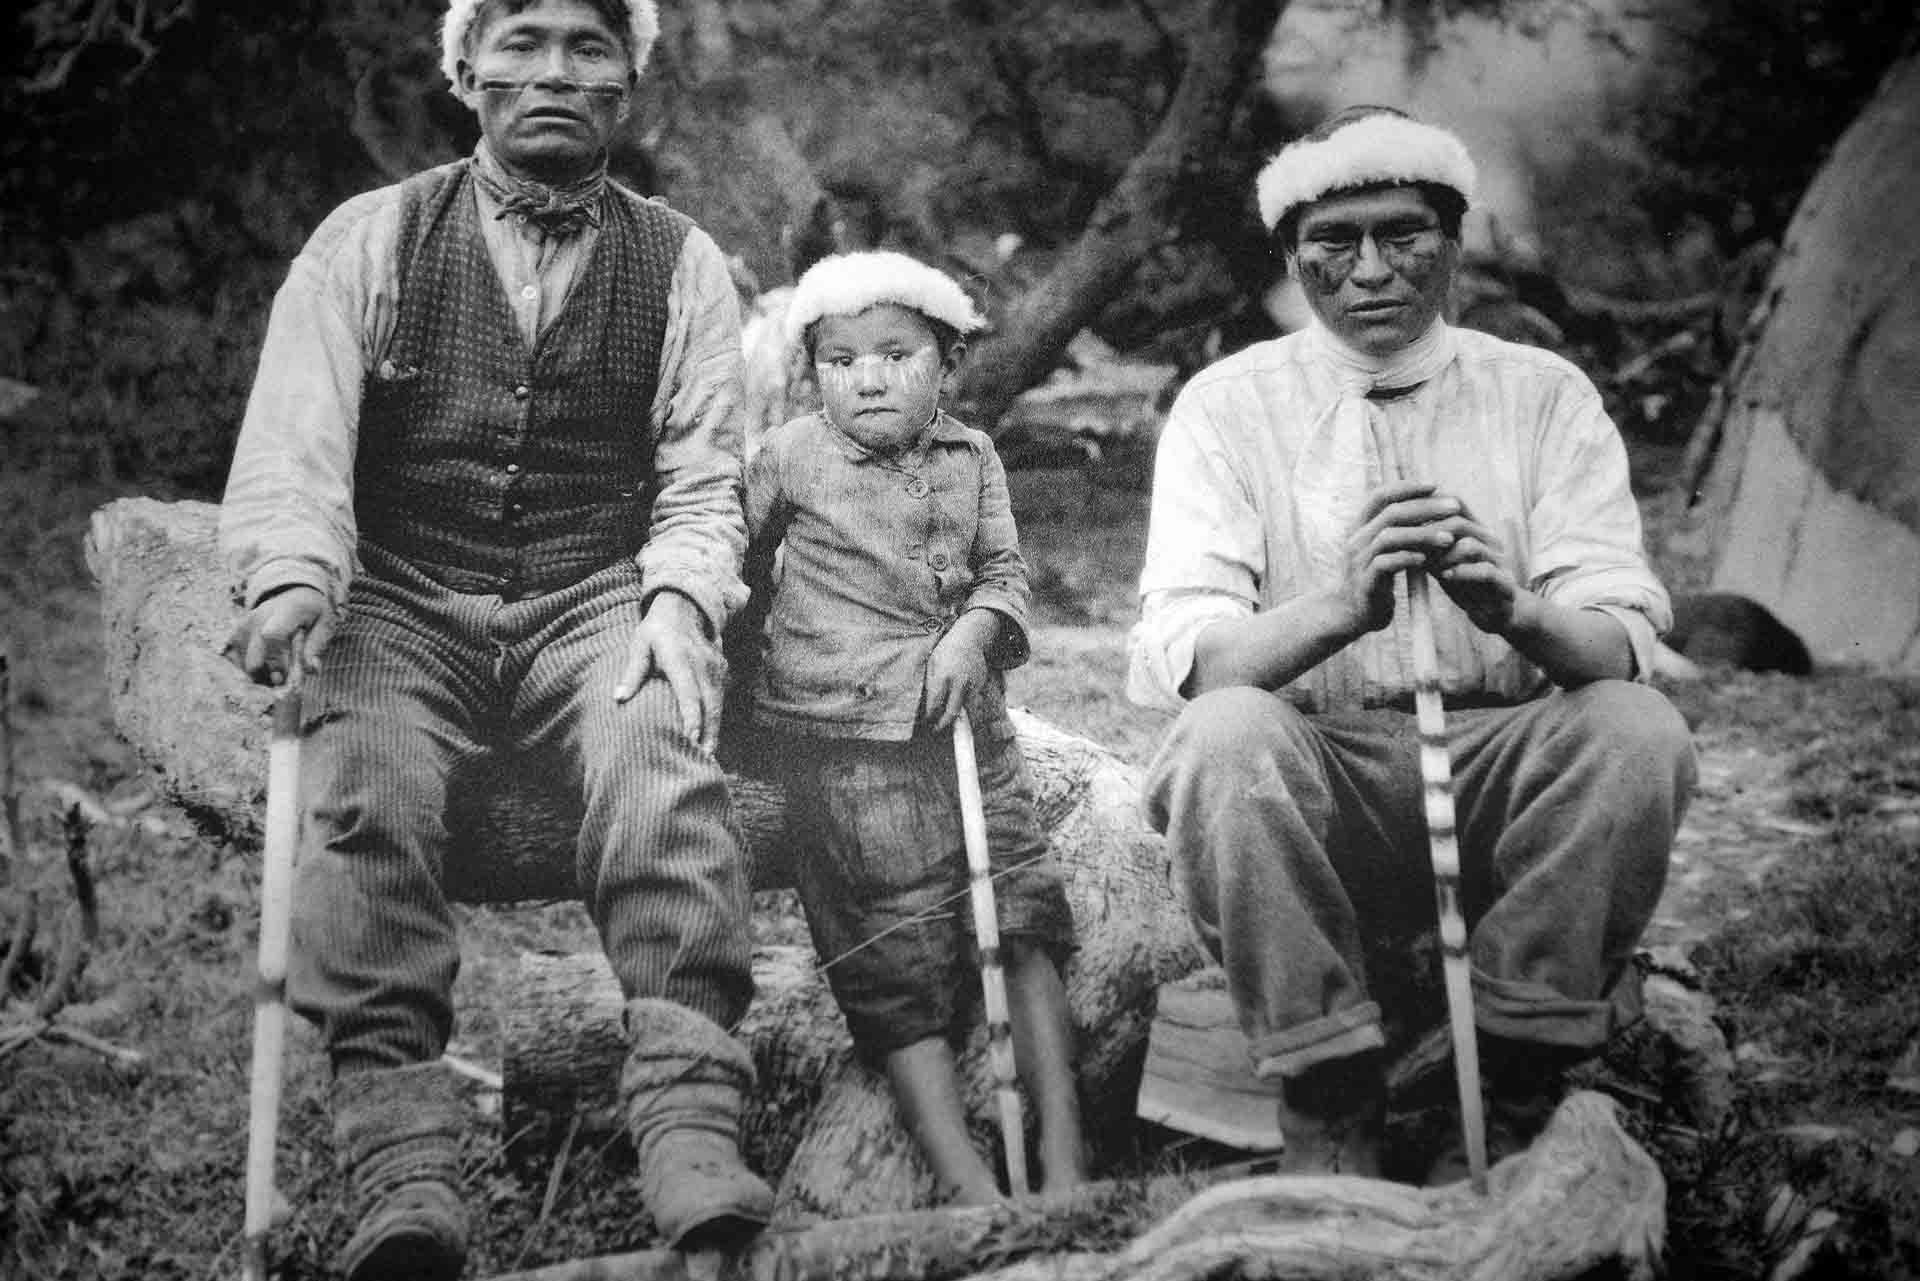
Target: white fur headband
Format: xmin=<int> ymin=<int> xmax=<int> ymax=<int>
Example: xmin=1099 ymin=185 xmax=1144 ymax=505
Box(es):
xmin=785 ymin=251 xmax=986 ymax=347
xmin=1256 ymin=114 xmax=1476 ymax=231
xmin=441 ymin=0 xmax=660 ymax=89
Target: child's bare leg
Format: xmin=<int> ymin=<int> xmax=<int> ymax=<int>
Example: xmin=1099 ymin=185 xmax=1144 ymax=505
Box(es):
xmin=1005 ymin=941 xmax=1087 ymax=1197
xmin=884 ymin=1037 xmax=1002 ymax=1205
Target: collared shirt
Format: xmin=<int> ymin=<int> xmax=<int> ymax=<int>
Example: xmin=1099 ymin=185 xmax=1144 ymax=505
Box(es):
xmin=219 ymin=145 xmax=748 ymax=631
xmin=742 ymin=410 xmax=1031 ymax=740
xmin=1128 ymin=325 xmax=1670 ymax=712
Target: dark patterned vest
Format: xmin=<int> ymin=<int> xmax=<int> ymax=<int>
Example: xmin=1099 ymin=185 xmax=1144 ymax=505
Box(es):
xmin=355 ymin=161 xmax=689 ymax=597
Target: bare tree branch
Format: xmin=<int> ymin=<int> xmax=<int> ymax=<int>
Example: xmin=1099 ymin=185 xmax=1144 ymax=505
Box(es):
xmin=17 ymin=0 xmax=195 ymax=95
xmin=958 ymin=0 xmax=1290 ymax=431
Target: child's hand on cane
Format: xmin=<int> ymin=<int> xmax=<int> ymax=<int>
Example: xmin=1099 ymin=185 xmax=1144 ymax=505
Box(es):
xmin=922 ymin=609 xmax=998 ymax=731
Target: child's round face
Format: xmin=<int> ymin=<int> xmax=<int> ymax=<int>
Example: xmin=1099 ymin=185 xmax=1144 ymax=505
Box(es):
xmin=812 ymin=304 xmax=957 ymax=452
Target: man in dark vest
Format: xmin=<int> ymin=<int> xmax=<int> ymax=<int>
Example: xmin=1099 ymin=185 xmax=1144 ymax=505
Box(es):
xmin=218 ymin=2 xmax=771 ymax=1275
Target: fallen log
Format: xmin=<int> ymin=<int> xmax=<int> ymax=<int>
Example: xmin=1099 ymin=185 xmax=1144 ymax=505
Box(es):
xmin=477 ymin=1091 xmax=1662 ymax=1281
xmin=81 ymin=497 xmax=1194 ymax=912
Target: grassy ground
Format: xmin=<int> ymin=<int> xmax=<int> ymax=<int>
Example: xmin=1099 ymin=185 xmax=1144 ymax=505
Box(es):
xmin=3 ymin=456 xmax=1917 ymax=1278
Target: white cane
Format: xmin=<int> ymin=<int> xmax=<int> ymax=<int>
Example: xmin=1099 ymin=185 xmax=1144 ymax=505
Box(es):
xmin=242 ymin=661 xmax=303 ymax=1280
xmin=1371 ymin=417 xmax=1490 ymax=1195
xmin=952 ymin=708 xmax=1031 ymax=1197
xmin=1405 ymin=568 xmax=1490 ymax=1194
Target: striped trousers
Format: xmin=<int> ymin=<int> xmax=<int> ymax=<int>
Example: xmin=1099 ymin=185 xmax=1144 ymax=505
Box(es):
xmin=1142 ymin=680 xmax=1695 ymax=1079
xmin=289 ymin=547 xmax=755 ymax=1075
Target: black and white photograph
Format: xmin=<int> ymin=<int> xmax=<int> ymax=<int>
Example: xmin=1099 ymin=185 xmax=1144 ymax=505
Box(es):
xmin=4 ymin=1 xmax=1917 ymax=1277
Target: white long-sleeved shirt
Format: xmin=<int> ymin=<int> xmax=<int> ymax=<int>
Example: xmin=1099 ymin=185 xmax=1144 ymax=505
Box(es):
xmin=1128 ymin=325 xmax=1669 ymax=712
xmin=219 ymin=150 xmax=749 ymax=631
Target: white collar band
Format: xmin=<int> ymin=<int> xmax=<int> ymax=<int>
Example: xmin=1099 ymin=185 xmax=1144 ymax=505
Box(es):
xmin=441 ymin=0 xmax=659 ymax=90
xmin=785 ymin=251 xmax=986 ymax=348
xmin=1256 ymin=115 xmax=1476 ymax=231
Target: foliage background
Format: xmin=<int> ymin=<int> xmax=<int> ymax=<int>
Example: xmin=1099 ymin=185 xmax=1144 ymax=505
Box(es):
xmin=4 ymin=0 xmax=1913 ymax=489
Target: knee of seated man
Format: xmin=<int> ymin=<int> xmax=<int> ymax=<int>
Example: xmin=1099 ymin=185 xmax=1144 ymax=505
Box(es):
xmin=1166 ymin=685 xmax=1307 ymax=760
xmin=1563 ymin=680 xmax=1691 ymax=760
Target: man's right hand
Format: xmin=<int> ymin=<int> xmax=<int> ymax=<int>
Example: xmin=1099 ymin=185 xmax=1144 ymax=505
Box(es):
xmin=223 ymin=585 xmax=332 ymax=687
xmin=1336 ymin=480 xmax=1464 ymax=636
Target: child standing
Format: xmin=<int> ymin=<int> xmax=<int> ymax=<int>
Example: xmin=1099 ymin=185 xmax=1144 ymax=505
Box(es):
xmin=734 ymin=250 xmax=1086 ymax=1203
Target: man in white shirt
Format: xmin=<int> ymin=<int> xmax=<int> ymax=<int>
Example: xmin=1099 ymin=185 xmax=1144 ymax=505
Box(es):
xmin=1129 ymin=106 xmax=1695 ymax=1181
xmin=219 ymin=2 xmax=771 ymax=1273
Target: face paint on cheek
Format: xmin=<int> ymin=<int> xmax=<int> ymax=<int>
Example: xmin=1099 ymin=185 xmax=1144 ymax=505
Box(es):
xmin=1382 ymin=238 xmax=1444 ymax=283
xmin=1293 ymin=253 xmax=1350 ymax=296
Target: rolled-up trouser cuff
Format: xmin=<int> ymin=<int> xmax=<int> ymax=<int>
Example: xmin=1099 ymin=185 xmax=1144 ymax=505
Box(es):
xmin=1250 ymin=1001 xmax=1386 ymax=1081
xmin=1472 ymin=967 xmax=1636 ymax=1051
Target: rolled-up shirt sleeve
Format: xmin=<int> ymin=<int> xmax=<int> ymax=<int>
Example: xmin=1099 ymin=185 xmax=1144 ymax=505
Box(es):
xmin=219 ymin=194 xmax=399 ymax=609
xmin=1126 ymin=393 xmax=1264 ymax=709
xmin=639 ymin=227 xmax=750 ymax=635
xmin=965 ymin=439 xmax=1032 ymax=669
xmin=1527 ymin=381 xmax=1671 ymax=680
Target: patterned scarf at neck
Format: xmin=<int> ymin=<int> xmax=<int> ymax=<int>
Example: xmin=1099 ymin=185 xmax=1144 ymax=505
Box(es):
xmin=473 ymin=144 xmax=607 ymax=240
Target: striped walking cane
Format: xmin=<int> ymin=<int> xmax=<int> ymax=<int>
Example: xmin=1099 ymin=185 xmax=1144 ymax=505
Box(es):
xmin=242 ymin=663 xmax=303 ymax=1279
xmin=951 ymin=707 xmax=1031 ymax=1197
xmin=1405 ymin=568 xmax=1490 ymax=1195
xmin=1372 ymin=415 xmax=1490 ymax=1195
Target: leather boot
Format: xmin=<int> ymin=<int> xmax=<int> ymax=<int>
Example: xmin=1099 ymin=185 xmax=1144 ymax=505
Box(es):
xmin=333 ymin=1062 xmax=469 ymax=1281
xmin=621 ymin=998 xmax=774 ymax=1251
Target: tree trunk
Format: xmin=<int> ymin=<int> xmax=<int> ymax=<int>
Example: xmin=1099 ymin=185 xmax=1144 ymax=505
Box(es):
xmin=476 ymin=1090 xmax=1664 ymax=1281
xmin=956 ymin=0 xmax=1288 ymax=432
xmin=1684 ymin=44 xmax=1920 ymax=670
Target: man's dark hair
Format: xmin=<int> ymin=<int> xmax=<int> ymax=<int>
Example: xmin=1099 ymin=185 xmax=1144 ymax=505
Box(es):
xmin=1269 ymin=105 xmax=1470 ymax=252
xmin=466 ymin=0 xmax=638 ymax=65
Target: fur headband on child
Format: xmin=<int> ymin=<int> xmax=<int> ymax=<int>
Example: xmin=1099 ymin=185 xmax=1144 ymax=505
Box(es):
xmin=441 ymin=0 xmax=660 ymax=89
xmin=1255 ymin=113 xmax=1476 ymax=231
xmin=785 ymin=251 xmax=987 ymax=348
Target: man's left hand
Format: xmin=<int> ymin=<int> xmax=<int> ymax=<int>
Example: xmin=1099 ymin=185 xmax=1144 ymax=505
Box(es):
xmin=614 ymin=590 xmax=726 ymax=753
xmin=1427 ymin=504 xmax=1525 ymax=635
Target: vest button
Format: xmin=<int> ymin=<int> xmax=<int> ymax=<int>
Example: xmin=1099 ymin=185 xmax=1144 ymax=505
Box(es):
xmin=906 ymin=478 xmax=930 ymax=499
xmin=929 ymin=552 xmax=950 ymax=571
xmin=513 ymin=384 xmax=531 ymax=400
xmin=505 ymin=463 xmax=521 ymax=476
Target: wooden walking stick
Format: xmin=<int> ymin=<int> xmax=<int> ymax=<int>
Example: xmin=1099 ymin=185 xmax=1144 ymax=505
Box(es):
xmin=242 ymin=659 xmax=304 ymax=1280
xmin=1373 ymin=419 xmax=1489 ymax=1195
xmin=951 ymin=707 xmax=1031 ymax=1197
